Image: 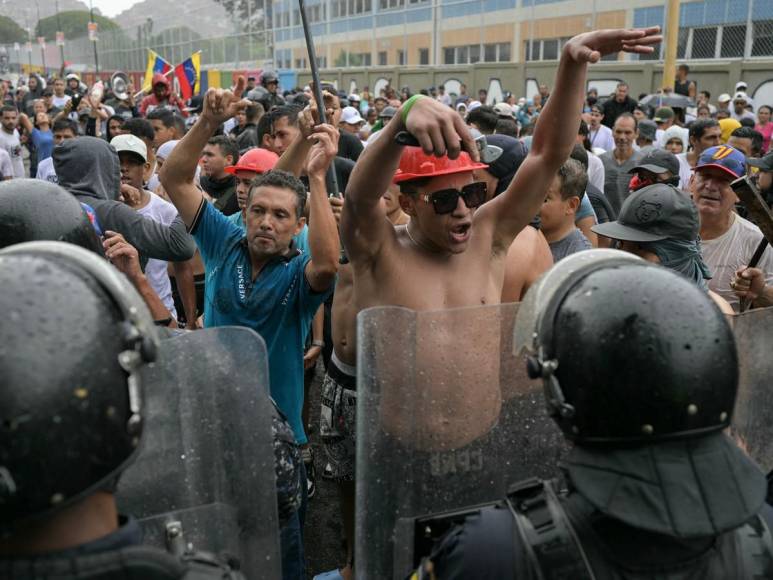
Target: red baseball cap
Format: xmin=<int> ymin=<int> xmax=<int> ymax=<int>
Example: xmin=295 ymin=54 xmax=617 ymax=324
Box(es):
xmin=224 ymin=148 xmax=280 ymax=175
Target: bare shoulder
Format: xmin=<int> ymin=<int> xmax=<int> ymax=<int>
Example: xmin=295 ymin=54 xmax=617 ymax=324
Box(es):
xmin=502 ymin=226 xmax=553 ymax=302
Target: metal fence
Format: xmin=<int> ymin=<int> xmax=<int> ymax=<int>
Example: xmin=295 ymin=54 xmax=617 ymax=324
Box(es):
xmin=2 ymin=24 xmax=272 ymax=75
xmin=1 ymin=0 xmax=773 ymax=76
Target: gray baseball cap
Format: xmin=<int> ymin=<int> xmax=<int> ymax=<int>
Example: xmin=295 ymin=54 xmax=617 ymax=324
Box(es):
xmin=592 ymin=183 xmax=699 ymax=243
xmin=629 ymin=148 xmax=680 ymax=177
xmin=637 ymin=119 xmax=657 ymax=142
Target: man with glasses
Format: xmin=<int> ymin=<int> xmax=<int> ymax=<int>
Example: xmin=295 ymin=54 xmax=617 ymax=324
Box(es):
xmin=343 ymin=26 xmax=660 ymax=313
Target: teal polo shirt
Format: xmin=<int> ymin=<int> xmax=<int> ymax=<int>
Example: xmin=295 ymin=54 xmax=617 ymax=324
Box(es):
xmin=192 ymin=201 xmax=330 ymax=444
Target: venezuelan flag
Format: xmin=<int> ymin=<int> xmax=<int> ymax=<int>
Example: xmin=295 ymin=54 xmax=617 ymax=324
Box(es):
xmin=175 ymin=52 xmax=201 ymax=101
xmin=142 ymin=50 xmax=172 ymax=92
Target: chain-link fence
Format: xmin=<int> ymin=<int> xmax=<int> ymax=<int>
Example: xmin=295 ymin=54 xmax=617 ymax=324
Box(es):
xmin=1 ymin=0 xmax=772 ymax=77
xmin=1 ymin=22 xmax=272 ymax=75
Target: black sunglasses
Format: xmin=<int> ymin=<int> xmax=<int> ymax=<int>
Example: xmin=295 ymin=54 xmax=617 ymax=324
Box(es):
xmin=421 ymin=182 xmax=487 ymax=215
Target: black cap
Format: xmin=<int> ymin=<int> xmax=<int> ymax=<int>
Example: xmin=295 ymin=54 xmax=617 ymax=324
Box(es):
xmin=630 ymin=148 xmax=680 ymax=176
xmin=592 ymin=183 xmax=699 ymax=243
xmin=748 ymin=151 xmax=773 ymax=172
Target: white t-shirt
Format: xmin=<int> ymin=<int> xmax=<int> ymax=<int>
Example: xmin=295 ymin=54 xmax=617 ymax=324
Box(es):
xmin=675 ymin=153 xmax=693 ymax=191
xmin=701 ymin=213 xmax=773 ymax=313
xmin=52 ymin=94 xmax=71 ymax=109
xmin=0 ymin=147 xmax=13 ymax=179
xmin=0 ymin=128 xmax=25 ymax=178
xmin=35 ymin=156 xmax=57 ymax=182
xmin=587 ymin=151 xmax=605 ymax=193
xmin=136 ymin=191 xmax=179 ymax=318
xmin=589 ymin=125 xmax=615 ymax=152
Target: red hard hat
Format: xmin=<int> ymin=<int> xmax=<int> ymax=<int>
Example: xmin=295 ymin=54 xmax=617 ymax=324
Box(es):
xmin=393 ymin=147 xmax=487 ymax=184
xmin=225 ymin=148 xmax=279 ymax=175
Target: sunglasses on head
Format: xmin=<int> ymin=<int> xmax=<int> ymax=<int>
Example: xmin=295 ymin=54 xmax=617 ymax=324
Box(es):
xmin=421 ymin=181 xmax=487 ymax=215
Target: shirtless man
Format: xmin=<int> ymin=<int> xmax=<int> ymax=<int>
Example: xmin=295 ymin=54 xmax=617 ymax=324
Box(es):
xmin=341 ymin=27 xmax=660 ymax=451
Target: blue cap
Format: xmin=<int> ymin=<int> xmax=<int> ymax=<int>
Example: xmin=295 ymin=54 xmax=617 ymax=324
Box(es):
xmin=695 ymin=145 xmax=746 ymax=179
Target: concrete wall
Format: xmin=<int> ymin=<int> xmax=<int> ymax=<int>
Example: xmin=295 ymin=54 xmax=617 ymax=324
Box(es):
xmin=296 ymin=60 xmax=773 ymax=104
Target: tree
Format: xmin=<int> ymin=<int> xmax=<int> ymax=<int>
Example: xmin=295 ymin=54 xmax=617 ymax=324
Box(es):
xmin=212 ymin=0 xmax=270 ymax=34
xmin=0 ymin=15 xmax=27 ymax=45
xmin=35 ymin=11 xmax=121 ymax=41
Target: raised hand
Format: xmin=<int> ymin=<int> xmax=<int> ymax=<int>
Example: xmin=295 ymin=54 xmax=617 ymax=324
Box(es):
xmin=202 ymin=76 xmax=251 ymax=126
xmin=305 ymin=124 xmax=339 ymax=179
xmin=402 ymin=97 xmax=478 ymax=161
xmin=103 ymin=231 xmax=142 ymax=281
xmin=564 ymin=27 xmax=662 ymax=64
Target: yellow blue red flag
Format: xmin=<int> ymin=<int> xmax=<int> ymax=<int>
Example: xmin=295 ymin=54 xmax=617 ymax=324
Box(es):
xmin=174 ymin=51 xmax=201 ymax=100
xmin=142 ymin=50 xmax=172 ymax=92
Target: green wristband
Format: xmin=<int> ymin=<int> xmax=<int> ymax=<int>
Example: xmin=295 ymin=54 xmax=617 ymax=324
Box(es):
xmin=401 ymin=94 xmax=428 ymax=126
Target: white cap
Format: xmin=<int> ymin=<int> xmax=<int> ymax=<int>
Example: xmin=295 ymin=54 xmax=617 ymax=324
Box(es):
xmin=733 ymin=91 xmax=749 ymax=102
xmin=718 ymin=93 xmax=732 ymax=103
xmin=467 ymin=100 xmax=482 ymax=112
xmin=348 ymin=93 xmax=361 ymax=102
xmin=493 ymin=102 xmax=514 ymax=118
xmin=340 ymin=106 xmax=364 ymax=125
xmin=735 ymin=81 xmax=748 ymax=91
xmin=110 ymin=134 xmax=148 ymax=163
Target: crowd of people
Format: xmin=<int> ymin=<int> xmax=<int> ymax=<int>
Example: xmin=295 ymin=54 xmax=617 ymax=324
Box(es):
xmin=2 ymin=23 xmax=773 ymax=580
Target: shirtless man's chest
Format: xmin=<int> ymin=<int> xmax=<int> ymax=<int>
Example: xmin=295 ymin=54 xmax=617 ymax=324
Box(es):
xmin=354 ymin=229 xmax=505 ymax=312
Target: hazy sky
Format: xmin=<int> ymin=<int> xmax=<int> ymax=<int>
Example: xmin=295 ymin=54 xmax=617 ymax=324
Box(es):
xmin=90 ymin=0 xmax=140 ymax=18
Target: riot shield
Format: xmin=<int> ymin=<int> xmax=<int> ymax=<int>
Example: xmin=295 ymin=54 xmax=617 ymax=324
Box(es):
xmin=732 ymin=306 xmax=773 ymax=473
xmin=117 ymin=327 xmax=281 ymax=580
xmin=355 ymin=304 xmax=568 ymax=580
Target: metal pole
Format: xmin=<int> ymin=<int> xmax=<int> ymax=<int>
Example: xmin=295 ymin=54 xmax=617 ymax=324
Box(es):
xmin=662 ymin=0 xmax=680 ymax=91
xmin=248 ymin=0 xmax=254 ymax=64
xmin=298 ymin=0 xmax=340 ymax=197
xmin=56 ymin=0 xmax=65 ymax=74
xmin=90 ymin=0 xmax=100 ymax=74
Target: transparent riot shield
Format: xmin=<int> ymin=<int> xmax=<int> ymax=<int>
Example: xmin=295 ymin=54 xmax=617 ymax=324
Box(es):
xmin=117 ymin=327 xmax=281 ymax=580
xmin=732 ymin=306 xmax=773 ymax=473
xmin=355 ymin=304 xmax=569 ymax=580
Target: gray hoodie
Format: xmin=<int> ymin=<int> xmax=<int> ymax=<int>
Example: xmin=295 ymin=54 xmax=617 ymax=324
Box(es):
xmin=54 ymin=137 xmax=195 ymax=262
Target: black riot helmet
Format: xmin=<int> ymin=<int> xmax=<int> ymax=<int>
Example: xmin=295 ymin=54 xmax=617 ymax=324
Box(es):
xmin=261 ymin=70 xmax=279 ymax=88
xmin=0 ymin=178 xmax=104 ymax=255
xmin=0 ymin=242 xmax=158 ymax=527
xmin=515 ymin=249 xmax=738 ymax=446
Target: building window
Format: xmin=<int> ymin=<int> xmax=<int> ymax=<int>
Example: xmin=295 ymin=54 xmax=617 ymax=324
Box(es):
xmin=444 ymin=47 xmax=455 ymax=64
xmin=524 ymin=40 xmax=541 ymax=61
xmin=498 ymin=42 xmax=510 ymax=62
xmin=753 ymin=21 xmax=773 ymax=57
xmin=379 ymin=51 xmax=387 ymax=66
xmin=295 ymin=57 xmax=307 ymax=69
xmin=470 ymin=45 xmax=480 ymax=64
xmin=721 ymin=25 xmax=746 ymax=58
xmin=398 ymin=49 xmax=406 ymax=65
xmin=691 ymin=27 xmax=717 ymax=59
xmin=484 ymin=44 xmax=497 ymax=62
xmin=419 ymin=48 xmax=429 ymax=65
xmin=542 ymin=39 xmax=558 ymax=61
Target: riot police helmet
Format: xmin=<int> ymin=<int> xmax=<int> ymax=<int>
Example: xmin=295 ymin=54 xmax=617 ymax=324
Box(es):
xmin=0 ymin=242 xmax=158 ymax=527
xmin=0 ymin=179 xmax=104 ymax=255
xmin=515 ymin=249 xmax=738 ymax=446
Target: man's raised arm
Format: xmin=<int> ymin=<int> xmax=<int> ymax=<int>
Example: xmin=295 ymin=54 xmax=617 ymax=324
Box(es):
xmin=161 ymin=77 xmax=250 ymax=228
xmin=304 ymin=124 xmax=341 ymax=293
xmin=478 ymin=27 xmax=662 ymax=251
xmin=342 ymin=97 xmax=477 ymax=262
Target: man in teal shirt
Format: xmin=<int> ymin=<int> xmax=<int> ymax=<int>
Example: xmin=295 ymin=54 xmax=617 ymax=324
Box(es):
xmin=159 ymin=78 xmax=340 ymax=446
